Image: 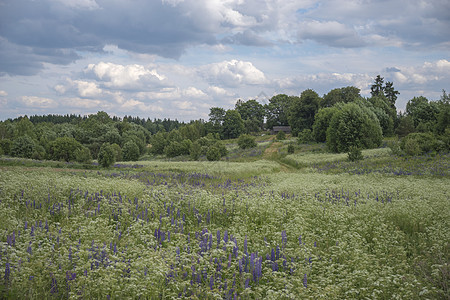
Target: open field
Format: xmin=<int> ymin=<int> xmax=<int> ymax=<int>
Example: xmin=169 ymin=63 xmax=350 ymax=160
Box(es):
xmin=1 ymin=145 xmax=449 ymax=299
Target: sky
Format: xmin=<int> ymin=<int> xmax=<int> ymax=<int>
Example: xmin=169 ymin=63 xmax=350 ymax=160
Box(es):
xmin=0 ymin=0 xmax=449 ymax=122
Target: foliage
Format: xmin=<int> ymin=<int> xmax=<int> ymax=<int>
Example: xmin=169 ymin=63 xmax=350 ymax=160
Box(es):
xmin=75 ymin=146 xmax=92 ymax=164
xmin=97 ymin=142 xmax=116 ymax=168
xmin=10 ymin=135 xmax=36 ymax=159
xmin=189 ymin=141 xmax=202 ymax=160
xmin=312 ymin=107 xmax=337 ymax=143
xmin=0 ymin=138 xmax=12 ymax=155
xmin=206 ymin=145 xmax=221 ymax=161
xmin=235 ymin=99 xmax=265 ymax=132
xmin=110 ymin=143 xmax=123 ymax=162
xmin=222 ymin=110 xmax=245 ymax=139
xmin=237 ymin=134 xmax=257 ymax=149
xmin=265 ymin=94 xmax=292 ymax=129
xmin=297 ymin=129 xmax=314 ymax=144
xmin=320 ymin=86 xmax=361 ymax=108
xmin=400 ymin=132 xmax=438 ymax=156
xmin=122 ymin=141 xmax=140 ymax=161
xmin=287 ymin=89 xmax=320 ymax=135
xmin=327 ymin=102 xmax=382 ymax=153
xmin=395 ymin=115 xmax=415 ymax=138
xmin=287 ymin=144 xmax=295 ymax=154
xmin=276 ymin=130 xmax=286 ymax=141
xmin=48 ymin=137 xmax=83 ymax=162
xmin=347 ymin=146 xmax=363 ymax=161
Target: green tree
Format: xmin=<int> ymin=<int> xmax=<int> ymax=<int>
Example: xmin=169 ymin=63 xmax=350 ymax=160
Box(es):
xmin=321 ymin=86 xmax=361 ymax=108
xmin=265 ymin=94 xmax=293 ymax=129
xmin=222 ymin=110 xmax=244 ymax=139
xmin=287 ymin=89 xmax=320 ymax=135
xmin=150 ymin=131 xmax=168 ymax=155
xmin=189 ymin=141 xmax=202 ymax=160
xmin=10 ymin=135 xmax=37 ymax=158
xmin=14 ymin=116 xmax=36 ymax=140
xmin=370 ymin=75 xmax=384 ymax=97
xmin=395 ymin=115 xmax=415 ymax=138
xmin=48 ymin=137 xmax=83 ymax=162
xmin=235 ymin=99 xmax=265 ymax=132
xmin=0 ymin=139 xmax=12 ymax=155
xmin=110 ymin=143 xmax=123 ymax=162
xmin=97 ymin=143 xmax=115 ymax=168
xmin=75 ymin=147 xmax=92 ymax=164
xmin=327 ymin=103 xmax=382 ymax=153
xmin=206 ymin=146 xmax=221 ymax=161
xmin=122 ymin=141 xmax=140 ymax=161
xmin=207 ymin=107 xmax=226 ymax=137
xmin=384 ymin=81 xmax=399 ymax=108
xmin=237 ymin=134 xmax=257 ymax=149
xmin=312 ymin=107 xmax=337 ymax=143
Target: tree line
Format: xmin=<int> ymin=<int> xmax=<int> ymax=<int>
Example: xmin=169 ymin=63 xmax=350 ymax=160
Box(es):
xmin=0 ymin=76 xmax=448 ymax=165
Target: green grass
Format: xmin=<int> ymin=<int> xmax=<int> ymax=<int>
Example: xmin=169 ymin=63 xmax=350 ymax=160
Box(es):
xmin=1 ymin=144 xmax=449 ymax=299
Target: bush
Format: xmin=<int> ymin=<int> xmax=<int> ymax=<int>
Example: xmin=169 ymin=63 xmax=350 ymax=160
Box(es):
xmin=0 ymin=139 xmax=12 ymax=155
xmin=297 ymin=129 xmax=313 ymax=144
xmin=214 ymin=141 xmax=228 ymax=157
xmin=206 ymin=146 xmax=221 ymax=161
xmin=48 ymin=137 xmax=82 ymax=162
xmin=97 ymin=143 xmax=116 ymax=168
xmin=327 ymin=103 xmax=382 ymax=153
xmin=75 ymin=147 xmax=92 ymax=164
xmin=237 ymin=134 xmax=257 ymax=149
xmin=400 ymin=132 xmax=437 ymax=156
xmin=348 ymin=146 xmax=363 ymax=161
xmin=110 ymin=143 xmax=123 ymax=162
xmin=10 ymin=135 xmax=36 ymax=159
xmin=287 ymin=144 xmax=295 ymax=154
xmin=276 ymin=131 xmax=286 ymax=141
xmin=122 ymin=141 xmax=139 ymax=161
xmin=190 ymin=141 xmax=202 ymax=160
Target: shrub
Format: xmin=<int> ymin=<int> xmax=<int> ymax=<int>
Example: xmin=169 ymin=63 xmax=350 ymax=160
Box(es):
xmin=287 ymin=144 xmax=295 ymax=154
xmin=327 ymin=103 xmax=382 ymax=153
xmin=48 ymin=137 xmax=82 ymax=162
xmin=110 ymin=143 xmax=123 ymax=162
xmin=10 ymin=135 xmax=36 ymax=159
xmin=190 ymin=141 xmax=202 ymax=160
xmin=97 ymin=143 xmax=115 ymax=168
xmin=122 ymin=141 xmax=140 ymax=161
xmin=206 ymin=146 xmax=221 ymax=161
xmin=297 ymin=129 xmax=313 ymax=144
xmin=348 ymin=146 xmax=363 ymax=161
xmin=214 ymin=141 xmax=228 ymax=157
xmin=276 ymin=131 xmax=286 ymax=141
xmin=237 ymin=134 xmax=257 ymax=149
xmin=0 ymin=139 xmax=12 ymax=155
xmin=400 ymin=132 xmax=437 ymax=156
xmin=75 ymin=147 xmax=92 ymax=164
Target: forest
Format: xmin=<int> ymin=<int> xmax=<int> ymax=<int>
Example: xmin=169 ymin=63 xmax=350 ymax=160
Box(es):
xmin=0 ymin=76 xmax=448 ymax=166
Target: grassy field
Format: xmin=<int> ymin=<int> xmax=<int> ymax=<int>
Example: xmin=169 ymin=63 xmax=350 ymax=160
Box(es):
xmin=0 ymin=141 xmax=449 ymax=299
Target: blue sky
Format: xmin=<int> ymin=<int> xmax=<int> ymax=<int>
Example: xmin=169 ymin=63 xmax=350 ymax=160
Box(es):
xmin=0 ymin=0 xmax=449 ymax=121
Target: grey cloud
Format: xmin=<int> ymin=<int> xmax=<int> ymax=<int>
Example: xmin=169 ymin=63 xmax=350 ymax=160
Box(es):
xmin=297 ymin=21 xmax=366 ymax=48
xmin=222 ymin=30 xmax=273 ymax=47
xmin=386 ymin=67 xmax=401 ymax=73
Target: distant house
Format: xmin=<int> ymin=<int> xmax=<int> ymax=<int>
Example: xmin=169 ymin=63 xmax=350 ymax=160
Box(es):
xmin=271 ymin=126 xmax=291 ymax=135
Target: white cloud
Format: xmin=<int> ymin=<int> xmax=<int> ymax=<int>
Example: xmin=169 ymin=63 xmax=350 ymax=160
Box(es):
xmin=120 ymin=99 xmax=164 ymax=112
xmin=74 ymin=80 xmax=102 ymax=97
xmin=201 ymin=60 xmax=268 ymax=87
xmin=86 ymin=62 xmax=166 ymax=89
xmin=20 ymin=96 xmax=57 ymax=108
xmin=0 ymin=90 xmax=7 ymax=97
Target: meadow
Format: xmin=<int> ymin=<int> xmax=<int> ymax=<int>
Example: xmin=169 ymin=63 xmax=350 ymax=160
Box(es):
xmin=0 ymin=141 xmax=449 ymax=299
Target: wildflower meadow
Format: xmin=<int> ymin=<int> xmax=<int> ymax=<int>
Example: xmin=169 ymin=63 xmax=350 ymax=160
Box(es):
xmin=0 ymin=147 xmax=449 ymax=299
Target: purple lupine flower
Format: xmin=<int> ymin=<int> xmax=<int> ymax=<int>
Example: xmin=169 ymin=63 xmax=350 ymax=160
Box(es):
xmin=50 ymin=275 xmax=58 ymax=294
xmin=4 ymin=262 xmax=10 ymax=282
xmin=281 ymin=230 xmax=287 ymax=249
xmin=298 ymin=235 xmax=302 ymax=246
xmin=224 ymin=230 xmax=228 ymax=243
xmin=303 ymin=273 xmax=307 ymax=288
xmin=314 ymin=241 xmax=317 ymax=247
xmin=209 ymin=275 xmax=214 ymax=290
xmin=244 ymin=278 xmax=250 ymax=289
